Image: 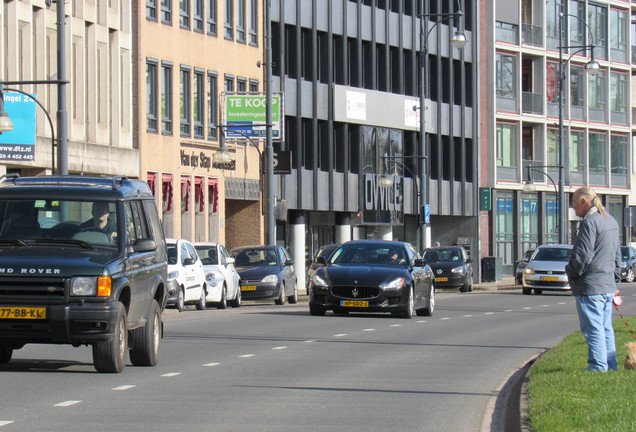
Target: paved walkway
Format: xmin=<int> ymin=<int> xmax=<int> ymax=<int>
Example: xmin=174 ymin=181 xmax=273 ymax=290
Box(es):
xmin=473 ymin=275 xmax=518 ymax=291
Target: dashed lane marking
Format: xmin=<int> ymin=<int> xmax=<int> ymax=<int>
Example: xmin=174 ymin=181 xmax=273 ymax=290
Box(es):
xmin=161 ymin=372 xmax=182 ymax=377
xmin=362 ymin=328 xmax=375 ymax=332
xmin=484 ymin=312 xmax=494 ymax=315
xmin=203 ymin=362 xmax=220 ymax=367
xmin=390 ymin=324 xmax=402 ymax=327
xmin=272 ymin=346 xmax=287 ymax=350
xmin=54 ymin=400 xmax=81 ymax=407
xmin=0 ymin=421 xmax=14 ymax=427
xmin=504 ymin=310 xmax=514 ymax=312
xmin=239 ymin=354 xmax=255 ymax=358
xmin=463 ymin=314 xmax=473 ymax=318
xmin=303 ymin=340 xmax=316 ymax=343
xmin=333 ymin=334 xmax=347 ymax=337
xmin=440 ymin=317 xmax=451 ymax=320
xmin=112 ymin=385 xmax=136 ymax=391
xmin=416 ymin=320 xmax=427 ymax=323
xmin=523 ymin=307 xmax=532 ymax=310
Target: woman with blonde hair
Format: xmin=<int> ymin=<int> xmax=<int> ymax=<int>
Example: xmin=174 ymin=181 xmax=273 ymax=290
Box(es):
xmin=566 ymin=187 xmax=621 ymax=371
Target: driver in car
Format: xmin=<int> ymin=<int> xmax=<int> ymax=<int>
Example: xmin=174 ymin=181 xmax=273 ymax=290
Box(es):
xmin=80 ymin=202 xmax=117 ymax=242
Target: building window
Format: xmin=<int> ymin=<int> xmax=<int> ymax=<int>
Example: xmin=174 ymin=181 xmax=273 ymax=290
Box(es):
xmin=496 ymin=53 xmax=516 ymax=99
xmin=207 ymin=72 xmax=218 ymax=140
xmin=611 ymin=135 xmax=628 ymax=175
xmin=194 ymin=70 xmax=205 ymax=139
xmin=161 ymin=62 xmax=173 ymax=135
xmin=496 ymin=122 xmax=516 ymax=167
xmin=224 ymin=74 xmax=234 ymax=92
xmin=180 ymin=66 xmax=191 ymax=137
xmin=569 ymin=130 xmax=585 ymax=173
xmin=146 ymin=60 xmax=158 ymax=133
xmin=161 ymin=0 xmax=172 ymax=24
xmin=248 ymin=0 xmax=258 ymax=46
xmin=180 ymin=0 xmax=190 ymax=29
xmin=569 ymin=0 xmax=585 ymax=46
xmin=236 ymin=0 xmax=246 ymax=43
xmin=589 ymin=132 xmax=607 ymax=176
xmin=249 ymin=79 xmax=259 ymax=92
xmin=207 ymin=0 xmax=217 ymax=35
xmin=147 ymin=0 xmax=158 ymax=20
xmin=546 ymin=128 xmax=557 ymax=167
xmin=237 ymin=77 xmax=247 ymax=92
xmin=224 ymin=0 xmax=234 ymax=39
xmin=570 ymin=65 xmax=583 ymax=107
xmin=494 ymin=190 xmax=514 ymax=268
xmin=610 ymin=71 xmax=627 ymax=113
xmin=588 ymin=68 xmax=606 ymax=109
xmin=589 ymin=3 xmax=607 ymax=60
xmin=545 ymin=0 xmax=564 ymax=49
xmin=193 ymin=0 xmax=204 ymax=32
xmin=610 ymin=8 xmax=628 ymax=59
xmin=546 ymin=61 xmax=558 ymax=104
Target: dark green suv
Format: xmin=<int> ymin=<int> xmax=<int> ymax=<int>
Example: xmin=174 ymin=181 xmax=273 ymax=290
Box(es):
xmin=0 ymin=175 xmax=168 ymax=373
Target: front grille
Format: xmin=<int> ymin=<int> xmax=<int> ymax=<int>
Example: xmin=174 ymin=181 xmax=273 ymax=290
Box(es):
xmin=535 ymin=270 xmax=566 ymax=275
xmin=331 ymin=285 xmax=380 ymax=299
xmin=0 ymin=277 xmax=67 ymax=304
xmin=534 ymin=280 xmax=569 ymax=287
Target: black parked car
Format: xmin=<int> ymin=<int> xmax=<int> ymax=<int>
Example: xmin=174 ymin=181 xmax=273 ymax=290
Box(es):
xmin=230 ymin=245 xmax=297 ymax=305
xmin=621 ymin=246 xmax=636 ymax=282
xmin=307 ymin=240 xmax=435 ymax=318
xmin=421 ymin=246 xmax=473 ymax=292
xmin=306 ymin=243 xmax=341 ymax=277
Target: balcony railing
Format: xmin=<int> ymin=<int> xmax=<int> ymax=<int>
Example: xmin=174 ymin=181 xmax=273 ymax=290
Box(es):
xmin=522 ymin=24 xmax=543 ymax=48
xmin=522 ymin=92 xmax=544 ymax=115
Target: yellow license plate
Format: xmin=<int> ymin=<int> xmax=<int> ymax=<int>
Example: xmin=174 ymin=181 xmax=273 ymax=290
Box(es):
xmin=541 ymin=276 xmax=559 ymax=282
xmin=241 ymin=285 xmax=257 ymax=291
xmin=435 ymin=277 xmax=448 ymax=282
xmin=341 ymin=300 xmax=368 ymax=307
xmin=0 ymin=306 xmax=46 ymax=320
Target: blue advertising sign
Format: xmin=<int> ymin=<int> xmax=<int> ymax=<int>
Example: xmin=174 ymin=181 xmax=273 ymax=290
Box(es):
xmin=0 ymin=93 xmax=37 ymax=161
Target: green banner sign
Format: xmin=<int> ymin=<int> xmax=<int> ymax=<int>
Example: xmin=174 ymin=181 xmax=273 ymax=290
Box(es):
xmin=226 ymin=95 xmax=280 ymax=123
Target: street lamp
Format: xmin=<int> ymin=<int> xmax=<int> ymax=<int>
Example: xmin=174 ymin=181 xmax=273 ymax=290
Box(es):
xmin=556 ymin=7 xmax=599 ymax=244
xmin=418 ymin=2 xmax=467 ymax=249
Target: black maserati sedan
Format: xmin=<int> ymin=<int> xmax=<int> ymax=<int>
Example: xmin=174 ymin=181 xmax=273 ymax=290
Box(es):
xmin=307 ymin=240 xmax=435 ymax=318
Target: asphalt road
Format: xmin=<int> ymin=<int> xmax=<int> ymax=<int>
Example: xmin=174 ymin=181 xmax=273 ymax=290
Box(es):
xmin=2 ymin=284 xmax=635 ymax=432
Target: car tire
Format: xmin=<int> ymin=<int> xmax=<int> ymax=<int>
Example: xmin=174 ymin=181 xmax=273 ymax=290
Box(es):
xmin=231 ymin=287 xmax=242 ymax=308
xmin=287 ymin=280 xmax=298 ymax=304
xmin=217 ymin=284 xmax=228 ymax=309
xmin=417 ymin=284 xmax=435 ymax=317
xmin=522 ymin=287 xmax=531 ymax=295
xmin=309 ymin=303 xmax=326 ymax=316
xmin=129 ymin=299 xmax=161 ymax=367
xmin=627 ymin=268 xmax=635 ymax=283
xmin=534 ymin=289 xmax=543 ymax=295
xmin=275 ymin=283 xmax=286 ymax=306
xmin=93 ymin=302 xmax=127 ymax=373
xmin=196 ymin=285 xmax=207 ymax=310
xmin=0 ymin=343 xmax=13 ymax=363
xmin=176 ymin=288 xmax=185 ymax=312
xmin=401 ymin=287 xmax=414 ymax=318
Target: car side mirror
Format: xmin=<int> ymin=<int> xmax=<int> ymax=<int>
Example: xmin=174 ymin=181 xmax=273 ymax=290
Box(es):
xmin=316 ymin=256 xmax=327 ymax=265
xmin=285 ymin=259 xmax=294 ymax=266
xmin=226 ymin=257 xmax=235 ymax=265
xmin=183 ymin=258 xmax=195 ymax=266
xmin=414 ymin=259 xmax=426 ymax=267
xmin=132 ymin=238 xmax=156 ymax=253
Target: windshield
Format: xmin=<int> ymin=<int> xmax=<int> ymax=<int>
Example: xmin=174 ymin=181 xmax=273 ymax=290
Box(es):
xmin=422 ymin=248 xmax=463 ymax=263
xmin=316 ymin=245 xmax=338 ymax=259
xmin=195 ymin=246 xmax=218 ymax=265
xmin=621 ymin=247 xmax=631 ymax=260
xmin=329 ymin=244 xmax=406 ymax=266
xmin=232 ymin=248 xmax=278 ymax=267
xmin=0 ymin=199 xmax=118 ymax=249
xmin=533 ymin=247 xmax=571 ymax=262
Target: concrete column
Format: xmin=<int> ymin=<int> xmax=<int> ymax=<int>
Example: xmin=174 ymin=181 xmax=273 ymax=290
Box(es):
xmin=335 ymin=212 xmax=351 ymax=244
xmin=376 ymin=225 xmax=393 ymax=240
xmin=289 ymin=211 xmax=306 ymax=295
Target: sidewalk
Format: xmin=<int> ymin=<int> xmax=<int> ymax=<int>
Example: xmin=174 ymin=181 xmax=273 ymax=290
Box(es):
xmin=473 ymin=275 xmax=518 ymax=291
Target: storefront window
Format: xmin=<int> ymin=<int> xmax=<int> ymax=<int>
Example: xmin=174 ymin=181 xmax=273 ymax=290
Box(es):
xmin=495 ymin=191 xmax=514 ymax=272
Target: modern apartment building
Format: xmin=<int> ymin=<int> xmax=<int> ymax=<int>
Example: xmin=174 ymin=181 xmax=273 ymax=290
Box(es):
xmin=270 ymin=0 xmax=479 ymax=287
xmin=481 ymin=0 xmax=634 ymax=275
xmin=1 ymin=0 xmax=138 ymax=177
xmin=136 ymin=0 xmax=264 ymax=248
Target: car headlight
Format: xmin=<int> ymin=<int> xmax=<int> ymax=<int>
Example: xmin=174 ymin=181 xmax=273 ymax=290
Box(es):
xmin=524 ymin=268 xmax=535 ymax=275
xmin=622 ymin=262 xmax=627 ymax=269
xmin=384 ymin=277 xmax=405 ymax=290
xmin=451 ymin=266 xmax=464 ymax=274
xmin=261 ymin=274 xmax=278 ymax=285
xmin=311 ymin=274 xmax=328 ymax=287
xmin=70 ymin=276 xmax=111 ymax=297
xmin=168 ymin=270 xmax=179 ymax=281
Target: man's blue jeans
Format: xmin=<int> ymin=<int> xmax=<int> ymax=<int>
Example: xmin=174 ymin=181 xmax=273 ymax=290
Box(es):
xmin=575 ymin=293 xmax=617 ymax=372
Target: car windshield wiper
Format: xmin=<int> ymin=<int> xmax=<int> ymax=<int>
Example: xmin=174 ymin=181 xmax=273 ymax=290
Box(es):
xmin=0 ymin=239 xmax=31 ymax=247
xmin=30 ymin=238 xmax=95 ymax=250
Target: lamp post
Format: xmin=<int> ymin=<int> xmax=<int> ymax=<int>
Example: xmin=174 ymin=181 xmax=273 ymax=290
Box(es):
xmin=264 ymin=0 xmax=275 ymax=246
xmin=0 ymin=80 xmax=67 ymax=174
xmin=418 ymin=1 xmax=467 ymax=250
xmin=556 ymin=7 xmax=599 ymax=244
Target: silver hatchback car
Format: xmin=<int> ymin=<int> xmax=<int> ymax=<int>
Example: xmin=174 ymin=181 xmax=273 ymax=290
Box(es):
xmin=522 ymin=245 xmax=573 ymax=295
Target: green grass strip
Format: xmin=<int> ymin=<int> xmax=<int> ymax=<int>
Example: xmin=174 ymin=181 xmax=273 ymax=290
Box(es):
xmin=527 ymin=316 xmax=636 ymax=431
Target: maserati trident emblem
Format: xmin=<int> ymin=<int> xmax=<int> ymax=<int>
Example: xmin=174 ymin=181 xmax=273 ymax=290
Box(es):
xmin=352 ymin=288 xmax=359 ymax=298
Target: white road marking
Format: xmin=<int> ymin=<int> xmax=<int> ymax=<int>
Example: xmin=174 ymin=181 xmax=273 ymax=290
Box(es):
xmin=390 ymin=324 xmax=402 ymax=327
xmin=333 ymin=334 xmax=347 ymax=337
xmin=239 ymin=354 xmax=255 ymax=358
xmin=484 ymin=312 xmax=494 ymax=315
xmin=362 ymin=328 xmax=375 ymax=332
xmin=303 ymin=340 xmax=316 ymax=343
xmin=416 ymin=320 xmax=427 ymax=323
xmin=558 ymin=302 xmax=567 ymax=305
xmin=523 ymin=307 xmax=532 ymax=310
xmin=54 ymin=400 xmax=81 ymax=407
xmin=463 ymin=314 xmax=473 ymax=318
xmin=161 ymin=372 xmax=182 ymax=377
xmin=440 ymin=317 xmax=451 ymax=320
xmin=272 ymin=346 xmax=287 ymax=350
xmin=0 ymin=421 xmax=15 ymax=427
xmin=504 ymin=309 xmax=514 ymax=312
xmin=203 ymin=362 xmax=220 ymax=367
xmin=112 ymin=385 xmax=136 ymax=391
xmin=542 ymin=305 xmax=550 ymax=307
